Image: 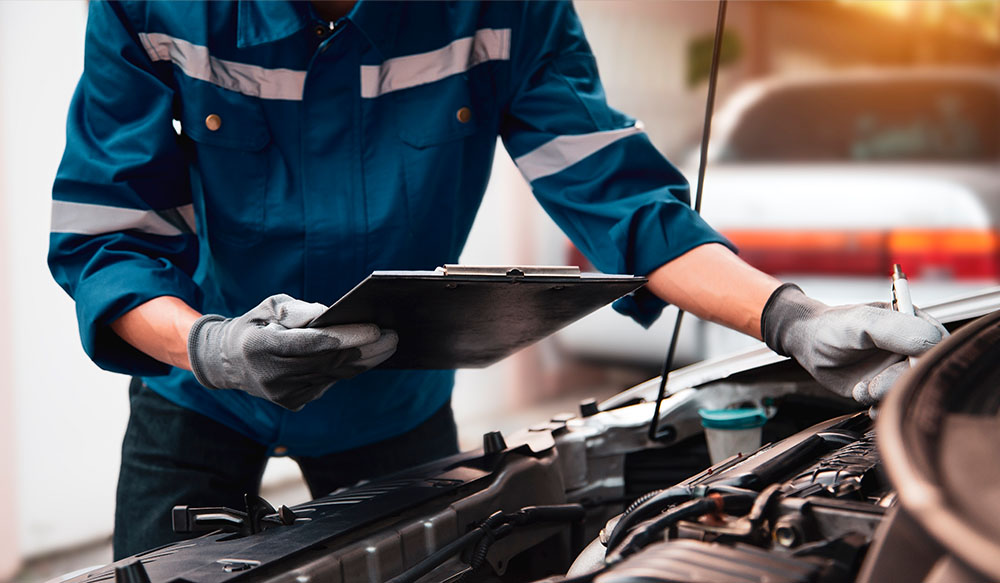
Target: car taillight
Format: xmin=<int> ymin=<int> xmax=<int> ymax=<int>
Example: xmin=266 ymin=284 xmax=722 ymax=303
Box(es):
xmin=889 ymin=229 xmax=1000 ymax=279
xmin=721 ymin=229 xmax=1000 ymax=280
xmin=721 ymin=231 xmax=885 ymax=276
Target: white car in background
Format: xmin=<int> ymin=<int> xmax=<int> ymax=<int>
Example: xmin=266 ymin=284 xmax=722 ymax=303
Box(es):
xmin=558 ymin=67 xmax=1000 ymax=368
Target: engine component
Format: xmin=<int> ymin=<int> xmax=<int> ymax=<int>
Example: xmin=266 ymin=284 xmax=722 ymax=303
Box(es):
xmin=63 ymin=440 xmax=571 ymax=583
xmin=567 ymin=309 xmax=1000 ymax=583
xmin=60 ymin=301 xmax=1000 ymax=583
xmin=593 ymin=540 xmax=837 ymax=583
xmin=868 ymin=308 xmax=1000 ymax=582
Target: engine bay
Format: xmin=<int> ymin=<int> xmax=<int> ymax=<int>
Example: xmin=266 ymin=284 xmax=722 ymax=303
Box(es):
xmin=68 ymin=298 xmax=1000 ymax=583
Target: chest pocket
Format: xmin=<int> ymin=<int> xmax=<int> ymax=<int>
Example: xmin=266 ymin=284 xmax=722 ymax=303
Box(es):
xmin=395 ymin=76 xmax=483 ymax=148
xmin=386 ymin=71 xmax=500 ymax=258
xmin=179 ymin=81 xmax=271 ymax=247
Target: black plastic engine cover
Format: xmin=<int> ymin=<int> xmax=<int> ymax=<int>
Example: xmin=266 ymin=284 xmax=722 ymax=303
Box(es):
xmin=64 ymin=443 xmax=566 ymax=583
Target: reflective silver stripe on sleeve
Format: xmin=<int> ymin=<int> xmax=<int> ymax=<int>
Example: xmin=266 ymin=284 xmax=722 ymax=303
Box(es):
xmin=514 ymin=126 xmax=644 ymax=183
xmin=51 ymin=201 xmax=196 ymax=237
xmin=138 ymin=32 xmax=306 ymax=101
xmin=360 ymin=28 xmax=511 ymax=98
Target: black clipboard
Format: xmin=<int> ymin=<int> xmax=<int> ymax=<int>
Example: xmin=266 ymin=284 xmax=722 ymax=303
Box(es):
xmin=309 ymin=265 xmax=647 ymax=369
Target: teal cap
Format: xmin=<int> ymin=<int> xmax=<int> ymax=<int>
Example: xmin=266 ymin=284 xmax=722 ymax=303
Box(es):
xmin=698 ymin=408 xmax=767 ymax=430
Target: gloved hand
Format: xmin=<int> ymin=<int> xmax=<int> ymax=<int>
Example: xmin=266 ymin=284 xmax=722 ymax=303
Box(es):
xmin=761 ymin=283 xmax=946 ymax=406
xmin=187 ymin=294 xmax=397 ymax=411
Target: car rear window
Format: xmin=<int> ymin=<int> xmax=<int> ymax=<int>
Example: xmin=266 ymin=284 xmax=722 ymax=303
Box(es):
xmin=724 ymin=79 xmax=1000 ymax=162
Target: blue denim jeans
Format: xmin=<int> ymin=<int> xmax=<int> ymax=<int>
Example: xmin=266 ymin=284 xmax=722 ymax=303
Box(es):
xmin=114 ymin=378 xmax=459 ymax=559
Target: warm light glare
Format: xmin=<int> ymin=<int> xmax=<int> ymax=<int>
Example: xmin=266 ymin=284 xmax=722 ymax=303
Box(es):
xmin=838 ymin=0 xmax=915 ymax=21
xmin=837 ymin=0 xmax=1000 ymax=43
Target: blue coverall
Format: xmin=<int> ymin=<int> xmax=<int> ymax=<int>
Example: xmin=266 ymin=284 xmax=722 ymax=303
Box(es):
xmin=49 ymin=0 xmax=730 ymax=556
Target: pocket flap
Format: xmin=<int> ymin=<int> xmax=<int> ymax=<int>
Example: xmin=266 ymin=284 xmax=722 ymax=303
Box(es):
xmin=179 ymin=81 xmax=270 ymax=151
xmin=397 ymin=78 xmax=480 ymax=148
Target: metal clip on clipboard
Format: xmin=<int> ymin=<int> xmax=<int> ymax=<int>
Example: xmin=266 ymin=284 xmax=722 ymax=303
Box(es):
xmin=438 ymin=265 xmax=582 ymax=278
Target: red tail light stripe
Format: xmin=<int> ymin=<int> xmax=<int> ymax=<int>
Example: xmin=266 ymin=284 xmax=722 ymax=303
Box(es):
xmin=720 ymin=229 xmax=1000 ymax=279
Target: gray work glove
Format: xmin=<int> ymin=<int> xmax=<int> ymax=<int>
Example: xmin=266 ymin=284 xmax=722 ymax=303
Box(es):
xmin=188 ymin=294 xmax=397 ymax=411
xmin=761 ymin=284 xmax=946 ymax=406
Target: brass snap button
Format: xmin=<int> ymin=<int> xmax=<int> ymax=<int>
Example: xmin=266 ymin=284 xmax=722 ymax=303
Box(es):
xmin=456 ymin=107 xmax=472 ymax=124
xmin=273 ymin=445 xmax=288 ymax=455
xmin=314 ymin=25 xmax=327 ymax=37
xmin=205 ymin=114 xmax=222 ymax=131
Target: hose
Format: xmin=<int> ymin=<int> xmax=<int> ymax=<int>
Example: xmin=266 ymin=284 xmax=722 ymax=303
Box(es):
xmin=622 ymin=489 xmax=669 ymax=517
xmin=454 ymin=523 xmax=514 ymax=583
xmin=605 ymin=491 xmax=756 ymax=563
xmin=604 ymin=487 xmax=693 ymax=551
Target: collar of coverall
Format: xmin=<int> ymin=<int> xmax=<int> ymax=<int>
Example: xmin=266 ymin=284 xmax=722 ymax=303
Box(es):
xmin=236 ymin=0 xmax=399 ymax=59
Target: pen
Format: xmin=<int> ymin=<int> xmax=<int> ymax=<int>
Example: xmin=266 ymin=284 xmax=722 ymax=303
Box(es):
xmin=890 ymin=264 xmax=919 ymax=367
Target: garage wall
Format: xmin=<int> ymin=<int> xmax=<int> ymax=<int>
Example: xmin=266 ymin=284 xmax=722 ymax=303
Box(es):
xmin=0 ymin=104 xmax=19 ymax=583
xmin=0 ymin=1 xmax=133 ymax=556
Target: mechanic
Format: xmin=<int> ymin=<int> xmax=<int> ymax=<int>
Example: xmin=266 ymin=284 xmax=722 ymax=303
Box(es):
xmin=49 ymin=0 xmax=945 ymax=559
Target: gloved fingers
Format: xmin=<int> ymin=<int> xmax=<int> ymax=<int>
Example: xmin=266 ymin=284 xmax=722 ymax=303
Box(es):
xmin=273 ymin=298 xmax=330 ymax=328
xmin=288 ymin=379 xmax=336 ymax=409
xmin=275 ymin=393 xmax=311 ymax=412
xmin=260 ymin=323 xmax=383 ymax=358
xmin=346 ymin=329 xmax=398 ymax=364
xmin=810 ymin=350 xmax=896 ymax=399
xmin=347 ymin=331 xmax=398 ymax=369
xmin=273 ymin=382 xmax=333 ymax=412
xmin=260 ymin=330 xmax=395 ymax=379
xmin=867 ymin=359 xmax=914 ymax=402
xmin=258 ymin=374 xmax=336 ymax=411
xmin=252 ymin=325 xmax=345 ymax=355
xmin=328 ymin=364 xmax=372 ymax=381
xmin=855 ymin=304 xmax=945 ymax=357
xmin=765 ymin=289 xmax=945 ymax=405
xmin=851 ymin=359 xmax=911 ymax=406
xmin=256 ymin=323 xmax=382 ymax=356
xmin=257 ymin=350 xmax=351 ymax=375
xmin=311 ymin=323 xmax=384 ymax=349
xmin=324 ymin=330 xmax=398 ymax=373
xmin=312 ymin=347 xmax=391 ymax=378
xmin=914 ymin=306 xmax=949 ymax=339
xmin=246 ymin=294 xmax=328 ymax=328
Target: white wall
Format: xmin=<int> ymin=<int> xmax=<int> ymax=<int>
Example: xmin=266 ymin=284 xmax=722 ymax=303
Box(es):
xmin=0 ymin=96 xmax=20 ymax=583
xmin=0 ymin=1 xmax=133 ymax=556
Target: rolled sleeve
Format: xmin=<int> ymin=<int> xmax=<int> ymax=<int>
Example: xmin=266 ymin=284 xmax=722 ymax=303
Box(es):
xmin=69 ymin=247 xmax=202 ymax=375
xmin=501 ymin=1 xmax=733 ymax=326
xmin=49 ymin=1 xmax=200 ymax=374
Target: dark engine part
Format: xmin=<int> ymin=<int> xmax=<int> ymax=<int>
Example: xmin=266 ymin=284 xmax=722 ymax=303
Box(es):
xmin=62 ymin=305 xmax=1000 ymax=583
xmin=581 ymin=309 xmax=1000 ymax=583
xmin=568 ymin=412 xmax=879 ymax=583
xmin=65 ymin=437 xmax=575 ymax=583
xmin=866 ymin=308 xmax=1000 ymax=583
xmin=64 ymin=346 xmax=865 ymax=583
xmin=622 ymin=393 xmax=857 ymax=499
xmin=592 ymin=538 xmax=861 ymax=583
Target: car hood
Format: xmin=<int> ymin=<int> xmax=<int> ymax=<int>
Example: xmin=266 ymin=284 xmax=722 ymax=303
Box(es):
xmin=690 ymin=163 xmax=1000 ymax=231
